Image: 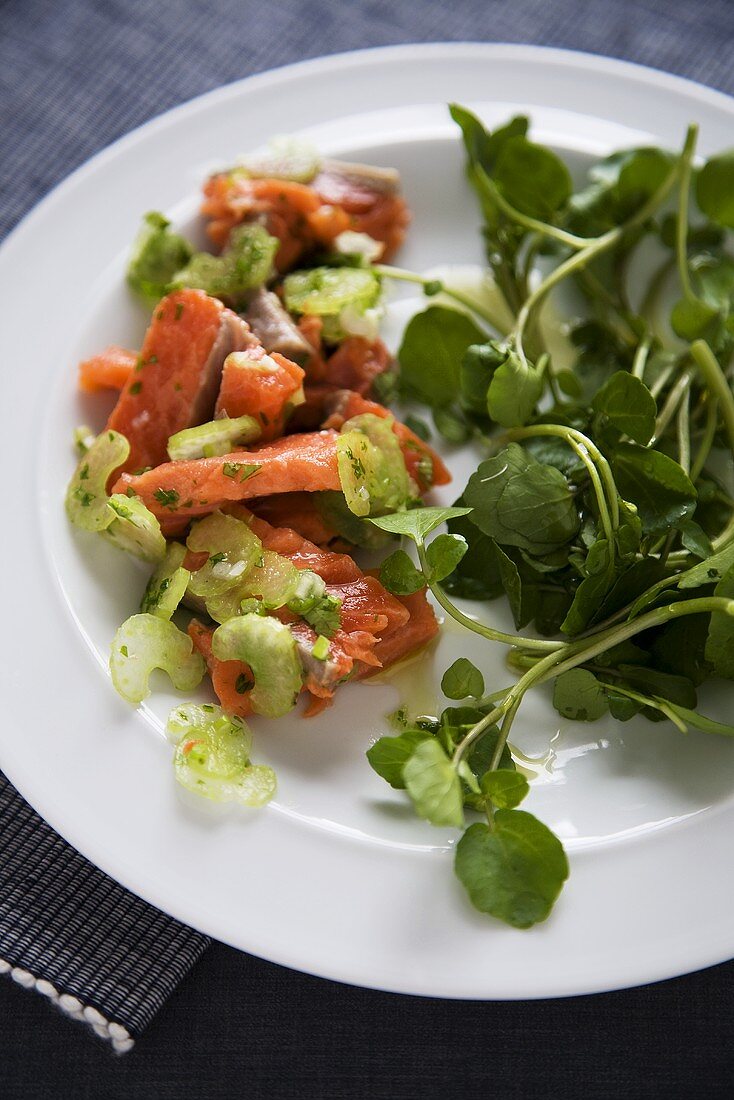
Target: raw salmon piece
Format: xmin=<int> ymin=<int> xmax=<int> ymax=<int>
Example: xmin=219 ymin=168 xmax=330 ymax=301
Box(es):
xmin=323 ymin=337 xmax=391 ymax=394
xmin=107 ymin=289 xmax=257 ymax=474
xmin=78 ymin=346 xmax=137 ymax=393
xmin=188 ymin=619 xmax=253 ymax=719
xmin=246 ymin=512 xmax=410 ymax=638
xmin=250 ymin=493 xmax=339 ymax=546
xmin=215 ymin=350 xmax=305 ymax=441
xmin=360 ymin=587 xmax=439 ymax=674
xmin=323 ymin=390 xmax=451 ymax=490
xmin=313 ymin=162 xmax=410 ymax=260
xmin=113 ymin=430 xmax=341 ymax=523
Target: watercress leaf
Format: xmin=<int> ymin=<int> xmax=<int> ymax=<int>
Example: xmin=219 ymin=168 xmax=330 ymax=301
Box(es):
xmin=403 ymin=739 xmax=464 ymax=828
xmin=426 ymin=533 xmax=468 ymax=583
xmin=460 ymin=343 xmax=504 ymax=414
xmin=661 ymin=702 xmax=734 ymax=737
xmin=616 ymin=665 xmax=697 ymax=708
xmin=441 ymin=657 xmax=485 ymax=701
xmin=614 ymin=148 xmax=674 ymax=218
xmin=556 ymin=369 xmax=584 ymax=399
xmin=379 ymin=550 xmax=425 ymax=596
xmin=433 ymin=406 xmax=471 ymax=443
xmin=592 ymin=556 xmax=665 ymax=624
xmin=465 ymin=445 xmax=580 ymax=554
xmin=678 ymin=541 xmax=734 ymax=589
xmin=454 ymin=813 xmax=569 ymax=928
xmin=493 ymin=136 xmax=573 ymax=220
xmin=404 ymin=414 xmax=431 ymax=442
xmin=670 ymin=297 xmax=720 ymax=341
xmin=480 ymin=770 xmax=530 ymax=810
xmin=649 ymin=614 xmax=712 ymax=686
xmin=561 ymin=539 xmax=616 ymax=636
xmin=611 ymin=443 xmax=697 ymax=537
xmin=366 ymin=729 xmax=432 ymax=789
xmin=493 ymin=542 xmax=526 ymax=628
xmin=367 ymin=506 xmax=472 ymax=544
xmin=399 ymin=306 xmax=485 ymax=407
xmin=696 ymin=150 xmax=734 ymax=228
xmin=486 ymin=349 xmax=544 ymax=427
xmin=705 ymin=563 xmax=734 ymax=679
xmin=534 ymin=587 xmax=573 ymax=636
xmin=553 ymin=668 xmax=608 ymax=722
xmin=591 ymin=371 xmax=657 ymax=444
xmin=677 ymin=519 xmax=713 ymax=559
xmin=607 ymin=691 xmax=642 ymax=721
xmin=449 ymin=105 xmax=529 ymax=172
xmin=467 ymin=725 xmax=515 ymax=780
xmin=442 ymin=511 xmax=505 ymax=600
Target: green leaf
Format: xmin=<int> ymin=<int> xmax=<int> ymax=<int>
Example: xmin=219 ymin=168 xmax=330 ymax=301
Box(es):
xmin=553 ymin=669 xmax=608 ymax=722
xmin=615 ymin=665 xmax=697 ymax=708
xmin=404 ymin=414 xmax=431 ymax=442
xmin=367 ymin=506 xmax=472 ymax=544
xmin=493 ymin=136 xmax=573 ymax=220
xmin=449 ymin=105 xmax=528 ymax=173
xmin=480 ymin=770 xmax=529 ymax=809
xmin=670 ymin=297 xmax=720 ymax=341
xmin=705 ymin=563 xmax=734 ymax=679
xmin=460 ymin=343 xmax=503 ymax=414
xmin=441 ymin=658 xmax=485 ymax=700
xmin=426 ymin=533 xmax=467 ymax=583
xmin=442 ymin=511 xmax=505 ymax=601
xmin=403 ymin=739 xmax=464 ymax=828
xmin=661 ymin=702 xmax=734 ymax=737
xmin=561 ymin=539 xmax=616 ymax=636
xmin=398 ymin=306 xmax=485 ymax=407
xmin=493 ymin=542 xmax=526 ymax=628
xmin=366 ymin=729 xmax=432 ymax=788
xmin=591 ymin=371 xmax=657 ymax=444
xmin=678 ymin=541 xmax=734 ymax=589
xmin=696 ymin=150 xmax=734 ymax=228
xmin=454 ymin=813 xmax=569 ymax=928
xmin=611 ymin=443 xmax=697 ymax=537
xmin=379 ymin=550 xmax=425 ymax=595
xmin=433 ymin=406 xmax=471 ymax=443
xmin=677 ymin=519 xmax=713 ymax=560
xmin=486 ymin=349 xmax=544 ymax=427
xmin=464 ymin=444 xmax=580 ymax=555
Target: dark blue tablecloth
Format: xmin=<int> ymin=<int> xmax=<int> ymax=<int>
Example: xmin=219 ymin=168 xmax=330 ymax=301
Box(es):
xmin=2 ymin=0 xmax=734 ymax=1094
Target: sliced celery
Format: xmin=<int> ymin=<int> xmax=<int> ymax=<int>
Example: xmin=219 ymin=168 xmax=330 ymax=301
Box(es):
xmin=166 ymin=703 xmax=276 ymax=807
xmin=238 ymin=136 xmax=321 ymax=183
xmin=110 ymin=614 xmax=205 ymax=706
xmin=212 ymin=615 xmax=302 ymax=719
xmin=187 ymin=513 xmax=263 ymax=597
xmin=140 ymin=542 xmax=190 ymax=619
xmin=73 ymin=425 xmax=96 ymax=456
xmin=127 ymin=211 xmax=194 ymax=304
xmin=174 ymin=224 xmax=278 ymax=302
xmin=104 ymin=495 xmax=167 ymax=563
xmin=238 ymin=549 xmax=300 ymax=609
xmin=65 ymin=429 xmax=130 ymax=531
xmin=167 ymin=414 xmax=261 ymax=461
xmin=336 ymin=413 xmax=411 ymax=518
xmin=283 ymin=266 xmax=380 ymax=316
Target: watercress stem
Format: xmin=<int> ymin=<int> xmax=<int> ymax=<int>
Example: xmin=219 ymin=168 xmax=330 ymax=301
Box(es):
xmin=631 ymin=335 xmax=652 ymax=379
xmin=677 ymin=389 xmax=691 ymax=475
xmin=690 ymin=340 xmax=734 ymax=455
xmin=675 ymin=124 xmax=698 ymax=303
xmin=690 ymin=397 xmax=719 ymax=482
xmin=373 ymin=264 xmax=509 ymax=332
xmin=477 ymin=171 xmax=591 ymax=250
xmin=652 ymin=367 xmax=693 ymax=442
xmin=416 ymin=543 xmax=563 ymax=653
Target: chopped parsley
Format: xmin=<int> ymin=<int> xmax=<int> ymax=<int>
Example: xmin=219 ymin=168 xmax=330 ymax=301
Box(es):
xmin=129 ymin=381 xmax=142 ymax=395
xmin=153 ymin=487 xmax=180 ymax=510
xmin=221 ymin=461 xmax=261 ymax=482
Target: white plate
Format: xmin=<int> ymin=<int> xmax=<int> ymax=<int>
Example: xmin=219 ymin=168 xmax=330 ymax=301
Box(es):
xmin=2 ymin=44 xmax=734 ymax=999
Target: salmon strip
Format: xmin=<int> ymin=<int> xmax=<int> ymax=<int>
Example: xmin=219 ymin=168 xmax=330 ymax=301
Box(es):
xmin=113 ymin=430 xmax=341 ymax=523
xmin=78 ymin=345 xmax=137 ymax=394
xmin=249 ymin=493 xmax=339 ymax=546
xmin=323 ymin=390 xmax=451 ymax=491
xmin=360 ymin=588 xmax=439 ymax=675
xmin=188 ymin=620 xmax=253 ymax=719
xmin=107 ymin=289 xmax=255 ymax=474
xmin=323 ymin=337 xmax=391 ymax=394
xmin=215 ymin=350 xmax=305 ymax=441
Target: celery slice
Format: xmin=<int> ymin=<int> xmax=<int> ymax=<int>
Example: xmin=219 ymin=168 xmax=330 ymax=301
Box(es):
xmin=110 ymin=614 xmax=205 ymax=706
xmin=283 ymin=266 xmax=380 ymax=316
xmin=238 ymin=136 xmax=321 ymax=183
xmin=212 ymin=615 xmax=302 ymax=718
xmin=174 ymin=224 xmax=277 ymax=301
xmin=65 ymin=430 xmax=130 ymax=531
xmin=166 ymin=703 xmax=276 ymax=807
xmin=187 ymin=513 xmax=263 ymax=598
xmin=167 ymin=414 xmax=261 ymax=461
xmin=140 ymin=542 xmax=191 ymax=619
xmin=337 ymin=413 xmax=411 ymax=518
xmin=104 ymin=495 xmax=167 ymax=563
xmin=239 ymin=549 xmax=300 ymax=609
xmin=127 ymin=211 xmax=194 ymax=304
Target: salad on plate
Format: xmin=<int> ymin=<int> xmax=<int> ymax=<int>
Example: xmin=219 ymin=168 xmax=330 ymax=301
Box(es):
xmin=66 ymin=108 xmax=734 ymax=930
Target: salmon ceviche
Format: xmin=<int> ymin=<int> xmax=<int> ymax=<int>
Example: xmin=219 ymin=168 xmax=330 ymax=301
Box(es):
xmin=67 ymin=138 xmax=446 ymax=808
